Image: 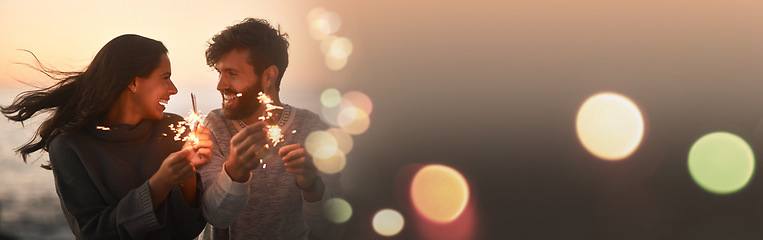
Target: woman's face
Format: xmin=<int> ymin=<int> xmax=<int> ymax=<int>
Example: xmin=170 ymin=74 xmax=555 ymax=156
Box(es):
xmin=133 ymin=54 xmax=177 ymax=120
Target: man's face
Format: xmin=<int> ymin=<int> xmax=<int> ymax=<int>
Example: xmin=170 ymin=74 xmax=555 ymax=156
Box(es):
xmin=215 ymin=49 xmax=263 ymax=120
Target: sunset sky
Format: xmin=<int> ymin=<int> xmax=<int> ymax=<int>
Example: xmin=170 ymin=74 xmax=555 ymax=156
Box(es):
xmin=4 ymin=0 xmax=763 ymax=239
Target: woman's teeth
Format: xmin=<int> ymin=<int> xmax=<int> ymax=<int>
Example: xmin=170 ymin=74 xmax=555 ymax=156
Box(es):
xmin=159 ymin=99 xmax=168 ymax=106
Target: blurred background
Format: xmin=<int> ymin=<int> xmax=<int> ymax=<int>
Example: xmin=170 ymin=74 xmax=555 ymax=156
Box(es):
xmin=3 ymin=0 xmax=763 ymax=239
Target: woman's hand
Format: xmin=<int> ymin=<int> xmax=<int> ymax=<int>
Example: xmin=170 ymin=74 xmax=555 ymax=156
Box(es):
xmin=153 ymin=148 xmax=195 ymax=187
xmin=148 ymin=148 xmax=195 ymax=208
xmin=183 ymin=125 xmax=213 ymax=168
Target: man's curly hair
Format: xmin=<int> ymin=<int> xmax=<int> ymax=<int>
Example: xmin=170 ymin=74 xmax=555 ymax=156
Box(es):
xmin=206 ymin=18 xmax=289 ymax=90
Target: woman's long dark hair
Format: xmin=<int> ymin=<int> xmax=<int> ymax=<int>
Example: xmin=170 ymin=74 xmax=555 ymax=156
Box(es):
xmin=2 ymin=34 xmax=168 ymax=169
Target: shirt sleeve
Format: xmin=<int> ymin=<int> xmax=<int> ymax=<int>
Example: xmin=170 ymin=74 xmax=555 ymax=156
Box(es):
xmin=168 ymin=173 xmax=207 ymax=239
xmin=302 ymin=172 xmax=346 ymax=239
xmin=49 ymin=138 xmax=164 ymax=239
xmin=300 ymin=113 xmax=346 ymax=239
xmin=199 ymin=124 xmax=251 ymax=228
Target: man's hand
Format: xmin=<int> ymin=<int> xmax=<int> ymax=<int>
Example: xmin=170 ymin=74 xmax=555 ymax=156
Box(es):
xmin=225 ymin=121 xmax=268 ymax=182
xmin=279 ymin=144 xmax=319 ymax=187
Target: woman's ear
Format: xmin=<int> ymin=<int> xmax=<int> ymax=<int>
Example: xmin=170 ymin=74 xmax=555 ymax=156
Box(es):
xmin=128 ymin=79 xmax=138 ymax=93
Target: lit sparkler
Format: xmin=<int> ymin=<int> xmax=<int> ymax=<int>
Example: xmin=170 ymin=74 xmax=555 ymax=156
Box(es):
xmin=257 ymin=91 xmax=285 ymax=147
xmin=169 ymin=93 xmax=205 ymax=145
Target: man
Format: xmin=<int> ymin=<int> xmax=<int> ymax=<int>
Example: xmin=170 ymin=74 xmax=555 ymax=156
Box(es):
xmin=198 ymin=18 xmax=343 ymax=240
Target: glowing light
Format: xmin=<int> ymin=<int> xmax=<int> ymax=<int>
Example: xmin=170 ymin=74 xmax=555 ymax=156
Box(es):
xmin=321 ymin=88 xmax=342 ymax=108
xmin=306 ymin=8 xmax=327 ymax=24
xmin=320 ymin=35 xmax=339 ymax=56
xmin=576 ymin=92 xmax=644 ymax=161
xmin=325 ymin=53 xmax=348 ymax=70
xmin=320 ymin=12 xmax=341 ymax=35
xmin=314 ymin=149 xmax=346 ymax=174
xmin=341 ymin=91 xmax=373 ymax=115
xmin=309 ymin=20 xmax=330 ymax=41
xmin=307 ymin=10 xmax=341 ymax=40
xmin=327 ymin=127 xmax=353 ymax=154
xmin=169 ymin=93 xmax=205 ymax=145
xmin=338 ymin=107 xmax=370 ymax=135
xmin=688 ymin=132 xmax=755 ymax=194
xmin=257 ymin=92 xmax=285 ymax=147
xmin=305 ymin=130 xmax=338 ymax=159
xmin=329 ymin=37 xmax=353 ymax=59
xmin=169 ymin=113 xmax=205 ymax=145
xmin=320 ymin=104 xmax=342 ymax=126
xmin=95 ymin=126 xmax=110 ymax=131
xmin=410 ymin=164 xmax=470 ymax=223
xmin=324 ymin=198 xmax=352 ymax=224
xmin=373 ymin=209 xmax=405 ymax=237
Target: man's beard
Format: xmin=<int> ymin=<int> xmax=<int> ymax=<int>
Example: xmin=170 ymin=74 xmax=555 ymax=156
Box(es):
xmin=221 ymin=83 xmax=263 ymax=120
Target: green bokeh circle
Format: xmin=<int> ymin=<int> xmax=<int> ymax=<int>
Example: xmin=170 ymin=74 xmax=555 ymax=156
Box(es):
xmin=688 ymin=132 xmax=755 ymax=194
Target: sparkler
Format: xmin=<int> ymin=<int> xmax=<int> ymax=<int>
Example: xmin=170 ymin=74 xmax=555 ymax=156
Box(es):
xmin=169 ymin=93 xmax=205 ymax=145
xmin=257 ymin=91 xmax=285 ymax=147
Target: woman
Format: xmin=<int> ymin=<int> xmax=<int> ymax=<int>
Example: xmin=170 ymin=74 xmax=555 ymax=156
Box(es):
xmin=2 ymin=34 xmax=211 ymax=239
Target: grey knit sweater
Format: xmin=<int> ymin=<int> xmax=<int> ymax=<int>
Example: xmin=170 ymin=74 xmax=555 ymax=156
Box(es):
xmin=198 ymin=105 xmax=344 ymax=240
xmin=48 ymin=113 xmax=206 ymax=239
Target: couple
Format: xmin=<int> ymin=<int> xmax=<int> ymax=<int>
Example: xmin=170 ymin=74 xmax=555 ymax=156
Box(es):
xmin=2 ymin=18 xmax=342 ymax=240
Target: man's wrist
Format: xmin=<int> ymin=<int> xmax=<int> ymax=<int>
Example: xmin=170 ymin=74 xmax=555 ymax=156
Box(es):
xmin=298 ymin=176 xmax=321 ymax=192
xmin=224 ymin=161 xmax=251 ymax=183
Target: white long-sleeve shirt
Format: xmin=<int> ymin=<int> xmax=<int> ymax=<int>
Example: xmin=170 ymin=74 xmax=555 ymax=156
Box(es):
xmin=198 ymin=105 xmax=343 ymax=240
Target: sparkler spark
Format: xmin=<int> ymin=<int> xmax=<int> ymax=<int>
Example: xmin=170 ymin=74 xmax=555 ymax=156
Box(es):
xmin=257 ymin=92 xmax=285 ymax=146
xmin=168 ymin=93 xmax=205 ymax=145
xmin=96 ymin=126 xmax=110 ymax=131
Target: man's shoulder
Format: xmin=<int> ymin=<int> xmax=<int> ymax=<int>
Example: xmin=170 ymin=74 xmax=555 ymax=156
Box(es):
xmin=203 ymin=109 xmax=227 ymax=129
xmin=290 ymin=106 xmax=328 ymax=130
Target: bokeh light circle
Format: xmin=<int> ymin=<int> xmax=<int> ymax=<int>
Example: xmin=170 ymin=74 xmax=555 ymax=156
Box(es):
xmin=688 ymin=132 xmax=755 ymax=194
xmin=327 ymin=127 xmax=353 ymax=154
xmin=324 ymin=198 xmax=352 ymax=223
xmin=337 ymin=107 xmax=370 ymax=135
xmin=321 ymin=105 xmax=341 ymax=126
xmin=341 ymin=91 xmax=373 ymax=115
xmin=320 ymin=12 xmax=341 ymax=35
xmin=308 ymin=20 xmax=331 ymax=41
xmin=329 ymin=37 xmax=354 ymax=59
xmin=576 ymin=92 xmax=644 ymax=161
xmin=373 ymin=209 xmax=405 ymax=237
xmin=410 ymin=164 xmax=470 ymax=223
xmin=320 ymin=35 xmax=339 ymax=55
xmin=314 ymin=149 xmax=346 ymax=174
xmin=306 ymin=8 xmax=327 ymax=24
xmin=305 ymin=130 xmax=338 ymax=159
xmin=321 ymin=88 xmax=342 ymax=108
xmin=308 ymin=10 xmax=341 ymax=40
xmin=325 ymin=54 xmax=348 ymax=70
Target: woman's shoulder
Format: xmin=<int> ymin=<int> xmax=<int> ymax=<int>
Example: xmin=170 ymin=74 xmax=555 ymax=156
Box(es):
xmin=49 ymin=131 xmax=88 ymax=151
xmin=48 ymin=131 xmax=92 ymax=164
